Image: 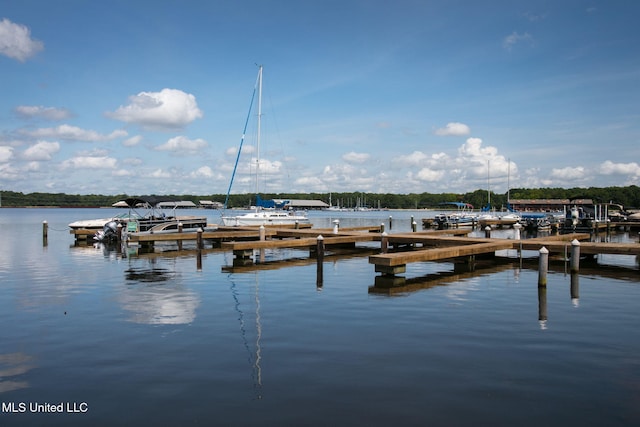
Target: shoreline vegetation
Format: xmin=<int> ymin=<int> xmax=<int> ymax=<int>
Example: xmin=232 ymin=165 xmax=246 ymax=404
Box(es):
xmin=1 ymin=185 xmax=639 ymax=210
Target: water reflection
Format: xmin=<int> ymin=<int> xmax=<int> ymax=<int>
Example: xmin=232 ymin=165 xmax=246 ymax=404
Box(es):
xmin=0 ymin=352 xmax=34 ymax=393
xmin=118 ymin=261 xmax=199 ymax=324
xmin=228 ymin=274 xmax=263 ymax=399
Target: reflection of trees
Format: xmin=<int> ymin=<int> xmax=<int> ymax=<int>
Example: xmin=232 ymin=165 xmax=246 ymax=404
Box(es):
xmin=0 ymin=352 xmax=34 ymax=393
xmin=118 ymin=265 xmax=199 ymax=325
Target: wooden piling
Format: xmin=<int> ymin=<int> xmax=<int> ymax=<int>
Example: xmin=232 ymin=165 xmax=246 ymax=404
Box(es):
xmin=538 ymin=247 xmax=549 ymax=287
xmin=570 ymin=273 xmax=579 ymax=306
xmin=316 ymin=235 xmax=324 ymax=285
xmin=484 ymin=226 xmax=491 ymax=238
xmin=389 ymin=216 xmax=393 ymax=230
xmin=538 ymin=285 xmax=547 ymax=327
xmin=381 ymin=232 xmax=388 ymax=254
xmin=197 ymin=228 xmax=203 ymax=250
xmin=570 ymin=239 xmax=581 ymax=273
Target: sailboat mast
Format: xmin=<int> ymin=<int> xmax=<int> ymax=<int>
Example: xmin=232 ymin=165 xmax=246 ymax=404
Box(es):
xmin=255 ymin=65 xmax=263 ymax=197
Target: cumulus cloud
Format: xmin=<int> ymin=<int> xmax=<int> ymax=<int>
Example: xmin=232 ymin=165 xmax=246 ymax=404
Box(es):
xmin=416 ymin=168 xmax=444 ymax=182
xmin=435 ymin=122 xmax=470 ymax=136
xmin=342 ymin=151 xmax=370 ymax=163
xmin=15 ymin=105 xmax=71 ymax=121
xmin=599 ymin=160 xmax=640 ymax=176
xmin=107 ymin=88 xmax=203 ymax=130
xmin=0 ymin=18 xmax=44 ymax=62
xmin=122 ymin=135 xmax=143 ymax=147
xmin=155 ymin=136 xmax=207 ymax=154
xmin=22 ymin=141 xmax=60 ymax=161
xmin=550 ymin=166 xmax=585 ymax=180
xmin=0 ymin=146 xmax=14 ymax=162
xmin=60 ymin=156 xmax=118 ymax=170
xmin=190 ymin=166 xmax=214 ymax=178
xmin=20 ymin=124 xmax=127 ymax=142
xmin=503 ymin=31 xmax=533 ymax=51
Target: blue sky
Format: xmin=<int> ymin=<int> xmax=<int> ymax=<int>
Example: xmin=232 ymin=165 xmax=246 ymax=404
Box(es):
xmin=1 ymin=0 xmax=639 ymax=197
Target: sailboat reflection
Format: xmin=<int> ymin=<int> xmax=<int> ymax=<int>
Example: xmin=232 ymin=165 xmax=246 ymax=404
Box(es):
xmin=228 ymin=273 xmax=263 ymax=399
xmin=118 ymin=259 xmax=199 ymax=325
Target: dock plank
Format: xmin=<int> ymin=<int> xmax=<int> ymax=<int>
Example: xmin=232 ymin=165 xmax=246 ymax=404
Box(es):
xmin=369 ymin=241 xmax=514 ymax=267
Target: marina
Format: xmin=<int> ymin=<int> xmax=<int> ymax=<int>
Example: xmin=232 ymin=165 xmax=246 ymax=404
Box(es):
xmin=2 ymin=207 xmax=640 ymax=426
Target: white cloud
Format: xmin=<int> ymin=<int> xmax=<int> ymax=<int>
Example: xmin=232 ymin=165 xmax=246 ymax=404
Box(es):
xmin=155 ymin=135 xmax=207 ymax=154
xmin=0 ymin=18 xmax=44 ymax=62
xmin=550 ymin=166 xmax=585 ymax=180
xmin=15 ymin=105 xmax=71 ymax=121
xmin=22 ymin=141 xmax=60 ymax=161
xmin=123 ymin=135 xmax=143 ymax=147
xmin=0 ymin=146 xmax=14 ymax=162
xmin=190 ymin=166 xmax=214 ymax=178
xmin=60 ymin=156 xmax=118 ymax=170
xmin=503 ymin=31 xmax=533 ymax=51
xmin=342 ymin=151 xmax=370 ymax=163
xmin=416 ymin=168 xmax=444 ymax=182
xmin=599 ymin=160 xmax=640 ymax=176
xmin=147 ymin=169 xmax=172 ymax=179
xmin=435 ymin=122 xmax=470 ymax=136
xmin=20 ymin=125 xmax=127 ymax=142
xmin=107 ymin=88 xmax=203 ymax=130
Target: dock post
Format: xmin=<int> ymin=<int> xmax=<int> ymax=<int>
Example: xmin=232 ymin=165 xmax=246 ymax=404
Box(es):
xmin=295 ymin=220 xmax=299 ymax=229
xmin=410 ymin=216 xmax=414 ymax=230
xmin=381 ymin=232 xmax=388 ymax=253
xmin=177 ymin=222 xmax=183 ymax=250
xmin=197 ymin=228 xmax=203 ymax=250
xmin=259 ymin=225 xmax=266 ymax=241
xmin=389 ymin=216 xmax=393 ymax=230
xmin=333 ymin=219 xmax=339 ymax=234
xmin=484 ymin=226 xmax=491 ymax=238
xmin=117 ymin=224 xmax=123 ymax=243
xmin=42 ymin=220 xmax=48 ymax=246
xmin=412 ymin=220 xmax=417 ymax=232
xmin=380 ymin=223 xmax=385 ymax=234
xmin=538 ymin=247 xmax=549 ymax=287
xmin=570 ymin=239 xmax=581 ymax=274
xmin=513 ymin=223 xmax=522 ymax=240
xmin=316 ymin=235 xmax=324 ymax=286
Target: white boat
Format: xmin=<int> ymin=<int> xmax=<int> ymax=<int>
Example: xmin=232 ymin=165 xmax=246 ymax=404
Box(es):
xmin=70 ymin=196 xmax=208 ymax=241
xmin=221 ymin=66 xmax=310 ymax=227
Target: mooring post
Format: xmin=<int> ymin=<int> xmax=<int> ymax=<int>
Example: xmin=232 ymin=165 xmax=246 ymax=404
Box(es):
xmin=412 ymin=220 xmax=417 ymax=232
xmin=177 ymin=222 xmax=183 ymax=250
xmin=42 ymin=220 xmax=48 ymax=246
xmin=410 ymin=216 xmax=414 ymax=230
xmin=538 ymin=246 xmax=549 ymax=287
xmin=316 ymin=235 xmax=324 ymax=285
xmin=259 ymin=225 xmax=266 ymax=241
xmin=380 ymin=223 xmax=385 ymax=233
xmin=484 ymin=226 xmax=491 ymax=238
xmin=570 ymin=239 xmax=581 ymax=274
xmin=197 ymin=227 xmax=203 ymax=250
xmin=381 ymin=231 xmax=388 ymax=253
xmin=333 ymin=219 xmax=339 ymax=234
xmin=295 ymin=220 xmax=299 ymax=229
xmin=117 ymin=224 xmax=123 ymax=243
xmin=513 ymin=222 xmax=522 ymax=240
xmin=389 ymin=215 xmax=393 ymax=230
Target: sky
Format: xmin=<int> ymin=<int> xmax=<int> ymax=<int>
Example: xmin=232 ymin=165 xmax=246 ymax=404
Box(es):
xmin=1 ymin=0 xmax=639 ymax=197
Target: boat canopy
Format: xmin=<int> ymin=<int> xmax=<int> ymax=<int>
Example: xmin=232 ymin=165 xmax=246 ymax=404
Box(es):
xmin=439 ymin=202 xmax=474 ymax=209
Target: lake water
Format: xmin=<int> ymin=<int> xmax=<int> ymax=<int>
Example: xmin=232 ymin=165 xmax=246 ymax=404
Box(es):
xmin=1 ymin=208 xmax=639 ymax=426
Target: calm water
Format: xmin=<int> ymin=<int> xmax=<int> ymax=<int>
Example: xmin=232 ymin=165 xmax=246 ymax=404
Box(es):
xmin=1 ymin=208 xmax=639 ymax=426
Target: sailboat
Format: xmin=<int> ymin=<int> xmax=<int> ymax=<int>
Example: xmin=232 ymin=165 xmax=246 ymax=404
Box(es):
xmin=221 ymin=66 xmax=310 ymax=227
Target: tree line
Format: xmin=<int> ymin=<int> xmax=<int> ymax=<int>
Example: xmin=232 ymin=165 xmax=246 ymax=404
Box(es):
xmin=2 ymin=185 xmax=639 ymax=209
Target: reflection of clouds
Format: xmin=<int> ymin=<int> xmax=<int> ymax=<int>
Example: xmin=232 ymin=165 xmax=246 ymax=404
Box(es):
xmin=119 ymin=267 xmax=199 ymax=324
xmin=0 ymin=352 xmax=34 ymax=393
xmin=445 ymin=278 xmax=481 ymax=302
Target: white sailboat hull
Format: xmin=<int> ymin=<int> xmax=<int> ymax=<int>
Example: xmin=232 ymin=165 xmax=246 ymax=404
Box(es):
xmin=221 ymin=211 xmax=310 ymax=227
